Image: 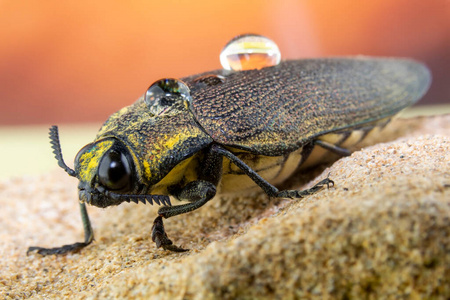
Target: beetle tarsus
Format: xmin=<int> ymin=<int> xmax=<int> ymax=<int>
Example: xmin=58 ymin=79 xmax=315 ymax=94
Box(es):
xmin=28 ymin=202 xmax=94 ymax=256
xmin=151 ymin=216 xmax=188 ymax=252
xmin=161 ymin=244 xmax=189 ymax=252
xmin=276 ymin=176 xmax=334 ymax=199
xmin=27 ymin=242 xmax=91 ymax=256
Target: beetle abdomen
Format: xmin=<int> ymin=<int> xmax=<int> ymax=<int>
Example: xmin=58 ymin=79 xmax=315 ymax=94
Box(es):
xmin=219 ymin=117 xmax=391 ymax=194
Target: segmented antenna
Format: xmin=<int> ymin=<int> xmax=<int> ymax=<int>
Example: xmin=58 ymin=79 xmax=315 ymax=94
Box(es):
xmin=49 ymin=125 xmax=77 ymax=177
xmin=106 ymin=191 xmax=172 ymax=206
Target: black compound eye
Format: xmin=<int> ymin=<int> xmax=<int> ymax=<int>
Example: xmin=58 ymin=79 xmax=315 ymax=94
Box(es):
xmin=98 ymin=149 xmax=131 ymax=191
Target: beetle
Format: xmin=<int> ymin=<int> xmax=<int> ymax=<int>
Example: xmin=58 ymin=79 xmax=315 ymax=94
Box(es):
xmin=28 ymin=57 xmax=431 ymax=255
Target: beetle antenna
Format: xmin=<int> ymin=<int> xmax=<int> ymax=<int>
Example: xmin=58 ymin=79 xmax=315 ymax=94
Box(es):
xmin=49 ymin=125 xmax=77 ymax=177
xmin=105 ymin=191 xmax=172 ymax=206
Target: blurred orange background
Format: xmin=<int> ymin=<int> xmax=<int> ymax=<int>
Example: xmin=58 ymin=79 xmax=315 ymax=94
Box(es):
xmin=1 ymin=0 xmax=449 ymax=125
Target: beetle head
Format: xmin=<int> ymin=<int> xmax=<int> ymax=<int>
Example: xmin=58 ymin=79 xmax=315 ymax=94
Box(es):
xmin=49 ymin=126 xmax=170 ymax=208
xmin=74 ymin=138 xmax=134 ymax=207
xmin=48 ymin=78 xmax=211 ymax=209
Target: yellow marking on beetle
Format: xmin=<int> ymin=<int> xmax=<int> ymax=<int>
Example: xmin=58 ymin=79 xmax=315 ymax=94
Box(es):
xmin=162 ymin=132 xmax=185 ymax=149
xmin=142 ymin=160 xmax=152 ymax=181
xmin=141 ymin=130 xmax=201 ymax=182
xmin=77 ymin=139 xmax=114 ymax=183
xmin=126 ymin=134 xmax=140 ymax=149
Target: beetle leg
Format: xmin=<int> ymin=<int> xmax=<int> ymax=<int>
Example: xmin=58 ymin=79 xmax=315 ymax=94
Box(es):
xmin=212 ymin=144 xmax=279 ymax=197
xmin=160 ymin=144 xmax=222 ymax=219
xmin=151 ymin=216 xmax=188 ymax=252
xmin=27 ymin=202 xmax=94 ymax=255
xmin=212 ymin=144 xmax=334 ymax=199
xmin=152 ymin=180 xmax=217 ymax=252
xmin=275 ymin=176 xmax=334 ymax=199
xmin=159 ymin=180 xmax=217 ymax=218
xmin=314 ymin=139 xmax=351 ymax=156
xmin=151 ymin=146 xmax=222 ymax=252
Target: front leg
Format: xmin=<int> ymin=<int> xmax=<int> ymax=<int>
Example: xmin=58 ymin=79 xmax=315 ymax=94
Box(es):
xmin=152 ymin=146 xmax=222 ymax=252
xmin=151 ymin=180 xmax=217 ymax=252
xmin=27 ymin=202 xmax=94 ymax=255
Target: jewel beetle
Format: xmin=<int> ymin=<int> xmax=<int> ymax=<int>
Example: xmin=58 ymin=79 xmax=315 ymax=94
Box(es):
xmin=28 ymin=57 xmax=431 ymax=255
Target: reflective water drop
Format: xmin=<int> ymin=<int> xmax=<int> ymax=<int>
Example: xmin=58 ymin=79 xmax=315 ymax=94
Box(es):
xmin=220 ymin=34 xmax=281 ymax=71
xmin=145 ymin=78 xmax=191 ymax=116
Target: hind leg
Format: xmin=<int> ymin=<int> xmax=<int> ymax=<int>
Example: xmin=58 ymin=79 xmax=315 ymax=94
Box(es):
xmin=212 ymin=144 xmax=334 ymax=199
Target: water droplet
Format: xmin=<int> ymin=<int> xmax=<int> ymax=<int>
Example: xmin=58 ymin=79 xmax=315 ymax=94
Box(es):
xmin=145 ymin=78 xmax=191 ymax=116
xmin=220 ymin=34 xmax=281 ymax=71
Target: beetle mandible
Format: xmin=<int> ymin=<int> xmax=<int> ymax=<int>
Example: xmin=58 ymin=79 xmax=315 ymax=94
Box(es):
xmin=28 ymin=57 xmax=431 ymax=255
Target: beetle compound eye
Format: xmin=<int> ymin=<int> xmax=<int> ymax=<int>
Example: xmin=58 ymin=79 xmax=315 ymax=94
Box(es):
xmin=145 ymin=78 xmax=191 ymax=116
xmin=220 ymin=34 xmax=281 ymax=71
xmin=98 ymin=149 xmax=131 ymax=191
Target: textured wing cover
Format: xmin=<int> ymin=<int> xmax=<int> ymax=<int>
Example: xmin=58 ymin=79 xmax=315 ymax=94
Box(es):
xmin=184 ymin=57 xmax=431 ymax=155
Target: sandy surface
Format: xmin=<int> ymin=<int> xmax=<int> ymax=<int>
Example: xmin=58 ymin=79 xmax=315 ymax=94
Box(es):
xmin=1 ymin=114 xmax=449 ymax=299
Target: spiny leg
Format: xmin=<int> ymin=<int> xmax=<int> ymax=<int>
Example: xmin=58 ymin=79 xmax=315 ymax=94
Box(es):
xmin=27 ymin=202 xmax=94 ymax=255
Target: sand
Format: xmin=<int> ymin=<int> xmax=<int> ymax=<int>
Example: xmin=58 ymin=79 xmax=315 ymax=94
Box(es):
xmin=1 ymin=114 xmax=449 ymax=299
